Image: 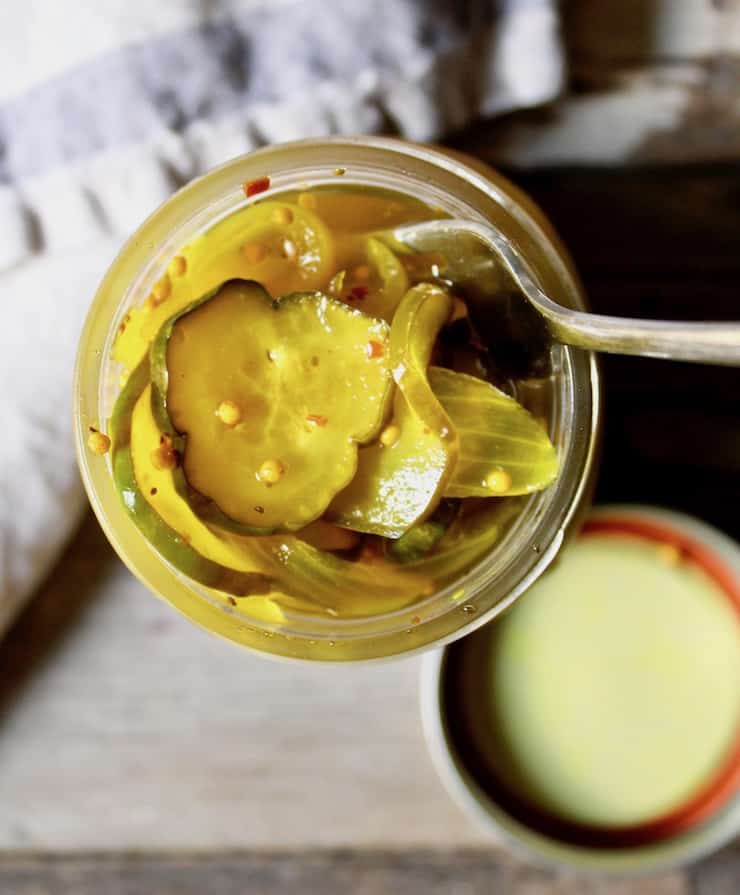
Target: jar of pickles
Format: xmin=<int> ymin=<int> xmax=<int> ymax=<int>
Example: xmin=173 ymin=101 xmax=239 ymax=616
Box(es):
xmin=74 ymin=137 xmax=600 ymax=661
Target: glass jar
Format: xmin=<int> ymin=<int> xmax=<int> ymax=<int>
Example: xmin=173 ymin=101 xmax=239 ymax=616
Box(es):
xmin=74 ymin=137 xmax=601 ymax=662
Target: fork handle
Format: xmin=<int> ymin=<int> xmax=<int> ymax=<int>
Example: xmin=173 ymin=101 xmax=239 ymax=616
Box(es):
xmin=468 ymin=221 xmax=740 ymax=367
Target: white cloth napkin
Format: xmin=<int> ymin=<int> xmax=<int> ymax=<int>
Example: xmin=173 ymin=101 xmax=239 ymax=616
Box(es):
xmin=0 ymin=0 xmax=563 ymax=637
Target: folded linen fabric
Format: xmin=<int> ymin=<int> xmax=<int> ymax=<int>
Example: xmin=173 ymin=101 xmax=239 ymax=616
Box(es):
xmin=0 ymin=0 xmax=563 ymax=637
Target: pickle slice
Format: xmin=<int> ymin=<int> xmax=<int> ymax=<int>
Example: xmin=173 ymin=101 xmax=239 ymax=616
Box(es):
xmin=328 ymin=283 xmax=457 ymax=538
xmin=428 ymin=367 xmax=559 ymax=497
xmin=113 ymin=199 xmax=335 ymax=372
xmin=109 ymin=366 xmax=271 ymax=596
xmin=331 ymin=236 xmax=409 ymax=321
xmin=130 ymin=386 xmax=273 ymax=572
xmin=289 ymin=187 xmax=434 ymax=232
xmin=113 ymin=446 xmax=273 ymax=596
xmin=152 ymin=279 xmax=392 ymax=533
xmin=109 ymin=357 xmax=152 ymax=451
xmin=187 ymin=199 xmax=336 ymax=300
xmin=113 ymin=368 xmax=425 ymax=610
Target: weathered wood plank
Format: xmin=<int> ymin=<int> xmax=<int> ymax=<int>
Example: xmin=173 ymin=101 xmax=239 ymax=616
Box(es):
xmin=0 ymin=516 xmax=481 ymax=850
xmin=0 ymin=850 xmax=694 ymax=895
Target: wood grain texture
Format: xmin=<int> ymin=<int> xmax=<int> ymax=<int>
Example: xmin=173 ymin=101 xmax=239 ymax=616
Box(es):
xmin=0 ymin=850 xmax=693 ymax=895
xmin=0 ymin=515 xmax=481 ymax=850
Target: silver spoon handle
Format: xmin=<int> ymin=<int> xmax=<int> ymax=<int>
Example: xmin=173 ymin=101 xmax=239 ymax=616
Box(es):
xmin=465 ymin=221 xmax=740 ymax=367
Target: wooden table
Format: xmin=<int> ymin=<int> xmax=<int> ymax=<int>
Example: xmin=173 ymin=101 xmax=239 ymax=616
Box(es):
xmin=1 ymin=160 xmax=738 ymax=892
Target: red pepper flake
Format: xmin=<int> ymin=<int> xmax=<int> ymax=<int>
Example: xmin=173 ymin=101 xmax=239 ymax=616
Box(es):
xmin=366 ymin=340 xmax=384 ymax=359
xmin=350 ymin=285 xmax=369 ymax=301
xmin=150 ymin=488 xmax=158 ymax=496
xmin=254 ymin=505 xmax=265 ymax=514
xmin=412 ymin=615 xmax=421 ymax=625
xmin=227 ymin=596 xmax=237 ymax=606
xmin=306 ymin=414 xmax=329 ymax=427
xmin=243 ymin=175 xmax=270 ymax=198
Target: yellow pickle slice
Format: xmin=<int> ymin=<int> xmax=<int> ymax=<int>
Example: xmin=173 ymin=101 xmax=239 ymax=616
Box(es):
xmin=113 ymin=199 xmax=335 ymax=372
xmin=329 ymin=235 xmax=409 ymax=321
xmin=116 ymin=370 xmax=429 ymax=611
xmin=108 ymin=361 xmax=272 ymax=596
xmin=130 ymin=385 xmax=273 ymax=572
xmin=328 ymin=283 xmax=458 ymax=538
xmin=151 ymin=279 xmax=393 ymax=532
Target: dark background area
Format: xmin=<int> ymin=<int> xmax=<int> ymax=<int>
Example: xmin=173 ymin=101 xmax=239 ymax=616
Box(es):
xmin=495 ymin=162 xmax=740 ymax=539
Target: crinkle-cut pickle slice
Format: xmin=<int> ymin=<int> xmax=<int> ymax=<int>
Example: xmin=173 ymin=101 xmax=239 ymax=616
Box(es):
xmin=108 ymin=365 xmax=271 ymax=597
xmin=113 ymin=199 xmax=335 ymax=372
xmin=130 ymin=385 xmax=273 ymax=572
xmin=327 ymin=394 xmax=447 ymax=539
xmin=113 ymin=445 xmax=272 ymax=596
xmin=128 ymin=395 xmax=430 ymax=613
xmin=328 ymin=283 xmax=457 ymax=538
xmin=330 ymin=235 xmax=409 ymax=321
xmin=115 ymin=371 xmax=427 ymax=612
xmin=153 ymin=279 xmax=392 ymax=533
xmin=429 ymin=367 xmax=559 ymax=497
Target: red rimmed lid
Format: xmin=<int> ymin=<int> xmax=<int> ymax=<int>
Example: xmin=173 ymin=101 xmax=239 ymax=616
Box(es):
xmin=445 ymin=507 xmax=740 ymax=849
xmin=576 ymin=512 xmax=740 ymax=843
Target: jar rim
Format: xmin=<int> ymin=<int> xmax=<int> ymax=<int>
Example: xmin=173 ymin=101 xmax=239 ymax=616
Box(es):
xmin=74 ymin=136 xmax=601 ymax=662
